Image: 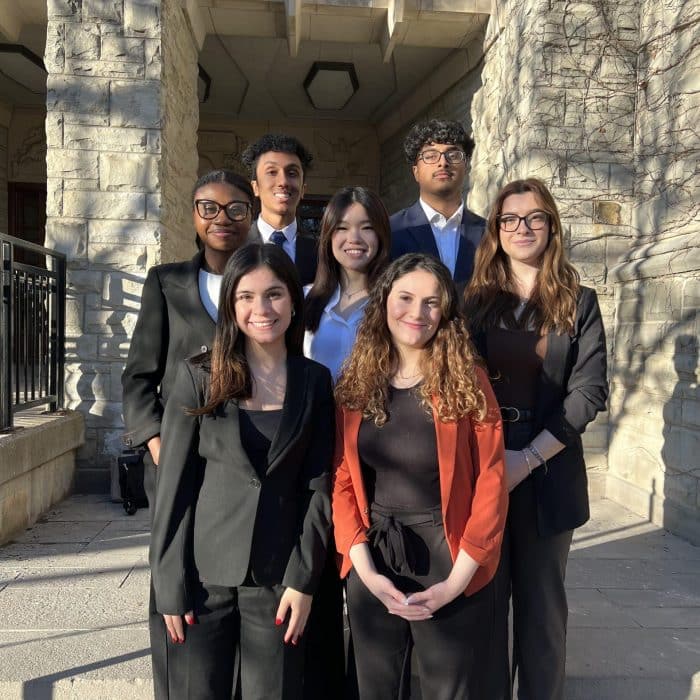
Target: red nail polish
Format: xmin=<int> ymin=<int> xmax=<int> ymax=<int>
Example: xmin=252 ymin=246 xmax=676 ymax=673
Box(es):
xmin=275 ymin=618 xmax=283 ymax=626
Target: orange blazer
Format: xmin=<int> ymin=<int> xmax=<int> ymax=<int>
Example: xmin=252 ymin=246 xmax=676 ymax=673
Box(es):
xmin=332 ymin=367 xmax=508 ymax=597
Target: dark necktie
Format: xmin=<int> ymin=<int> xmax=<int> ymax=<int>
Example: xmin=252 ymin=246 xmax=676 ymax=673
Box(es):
xmin=270 ymin=230 xmax=286 ymax=248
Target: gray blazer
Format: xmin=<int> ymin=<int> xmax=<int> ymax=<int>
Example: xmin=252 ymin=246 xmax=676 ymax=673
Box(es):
xmin=121 ymin=251 xmax=216 ymax=449
xmin=150 ymin=354 xmax=334 ymax=615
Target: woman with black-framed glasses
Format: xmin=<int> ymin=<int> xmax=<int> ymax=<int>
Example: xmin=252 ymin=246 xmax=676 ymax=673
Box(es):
xmin=464 ymin=178 xmax=608 ymax=700
xmin=122 ymin=169 xmax=254 ymax=700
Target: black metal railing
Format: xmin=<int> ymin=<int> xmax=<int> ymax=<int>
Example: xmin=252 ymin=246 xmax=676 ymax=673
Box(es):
xmin=1 ymin=233 xmax=66 ymax=431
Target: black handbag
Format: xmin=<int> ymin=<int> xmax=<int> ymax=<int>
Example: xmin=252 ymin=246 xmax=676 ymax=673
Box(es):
xmin=117 ymin=447 xmax=149 ymax=515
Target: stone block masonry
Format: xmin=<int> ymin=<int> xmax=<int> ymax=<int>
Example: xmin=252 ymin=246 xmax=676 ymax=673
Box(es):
xmin=45 ymin=0 xmax=200 ymax=492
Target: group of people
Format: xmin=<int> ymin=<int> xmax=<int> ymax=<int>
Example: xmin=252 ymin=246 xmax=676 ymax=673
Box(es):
xmin=121 ymin=119 xmax=608 ymax=700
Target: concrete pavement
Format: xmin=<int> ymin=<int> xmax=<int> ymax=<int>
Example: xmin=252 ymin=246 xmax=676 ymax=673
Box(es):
xmin=0 ymin=495 xmax=698 ymax=699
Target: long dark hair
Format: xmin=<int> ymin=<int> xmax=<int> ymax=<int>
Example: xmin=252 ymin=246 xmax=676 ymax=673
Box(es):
xmin=191 ymin=244 xmax=304 ymax=414
xmin=335 ymin=254 xmax=485 ymax=424
xmin=305 ymin=187 xmax=391 ymax=332
xmin=192 ymin=169 xmax=255 ymax=251
xmin=464 ymin=178 xmax=580 ymax=334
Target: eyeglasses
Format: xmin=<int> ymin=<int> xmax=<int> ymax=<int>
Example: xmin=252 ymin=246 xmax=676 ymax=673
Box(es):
xmin=416 ymin=149 xmax=466 ymax=165
xmin=497 ymin=211 xmax=549 ymax=232
xmin=195 ymin=199 xmax=251 ymax=222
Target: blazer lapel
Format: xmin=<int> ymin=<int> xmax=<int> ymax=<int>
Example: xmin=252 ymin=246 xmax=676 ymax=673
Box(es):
xmin=433 ymin=403 xmax=457 ymax=524
xmin=344 ymin=410 xmax=369 ymax=527
xmin=167 ymin=252 xmax=217 ymax=350
xmin=406 ymin=202 xmax=440 ymax=258
xmin=295 ymin=233 xmax=318 ymax=286
xmin=266 ymin=356 xmax=308 ymax=471
xmin=247 ymin=220 xmax=263 ymax=244
xmin=536 ymin=329 xmax=570 ymax=420
xmin=223 ymin=399 xmax=259 ymax=480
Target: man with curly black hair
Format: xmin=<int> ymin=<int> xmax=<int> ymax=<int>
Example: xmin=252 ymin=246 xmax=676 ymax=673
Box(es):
xmin=390 ymin=118 xmax=485 ymax=286
xmin=242 ymin=133 xmax=318 ymax=285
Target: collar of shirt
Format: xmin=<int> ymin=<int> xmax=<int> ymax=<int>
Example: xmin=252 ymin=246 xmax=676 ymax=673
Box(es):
xmin=419 ymin=199 xmax=464 ymax=232
xmin=257 ymin=216 xmax=298 ymax=243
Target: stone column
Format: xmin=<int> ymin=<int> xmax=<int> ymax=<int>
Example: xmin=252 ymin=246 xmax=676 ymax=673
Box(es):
xmin=44 ymin=0 xmax=200 ymax=491
xmin=607 ymin=1 xmax=700 ymax=544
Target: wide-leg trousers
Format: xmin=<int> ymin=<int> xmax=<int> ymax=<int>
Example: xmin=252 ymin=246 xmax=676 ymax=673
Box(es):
xmin=491 ymin=422 xmax=574 ymax=700
xmin=346 ymin=504 xmax=497 ymax=700
xmin=160 ymin=580 xmax=305 ymax=700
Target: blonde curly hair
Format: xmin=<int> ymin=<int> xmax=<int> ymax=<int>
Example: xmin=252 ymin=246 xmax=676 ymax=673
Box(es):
xmin=335 ymin=254 xmax=486 ymax=425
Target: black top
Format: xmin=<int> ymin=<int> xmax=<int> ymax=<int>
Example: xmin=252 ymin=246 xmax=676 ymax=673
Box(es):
xmin=239 ymin=408 xmax=283 ymax=478
xmin=358 ymin=385 xmax=440 ymax=510
xmin=486 ymin=327 xmax=547 ymax=409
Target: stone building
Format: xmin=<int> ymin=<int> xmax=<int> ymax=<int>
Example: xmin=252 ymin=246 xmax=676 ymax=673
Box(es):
xmin=0 ymin=0 xmax=697 ymax=543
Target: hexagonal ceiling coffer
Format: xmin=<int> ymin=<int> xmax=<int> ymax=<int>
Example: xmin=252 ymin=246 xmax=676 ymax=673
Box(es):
xmin=303 ymin=61 xmax=359 ymax=111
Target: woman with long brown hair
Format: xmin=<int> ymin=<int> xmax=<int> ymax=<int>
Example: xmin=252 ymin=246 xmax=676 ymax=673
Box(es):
xmin=304 ymin=186 xmax=390 ymax=381
xmin=463 ymin=178 xmax=608 ymax=700
xmin=333 ymin=253 xmax=508 ymax=699
xmin=149 ymin=243 xmax=334 ymax=700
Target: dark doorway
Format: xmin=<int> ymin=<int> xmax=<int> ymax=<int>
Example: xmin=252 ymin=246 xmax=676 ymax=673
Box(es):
xmin=298 ymin=195 xmax=330 ymax=238
xmin=8 ymin=182 xmax=47 ymax=267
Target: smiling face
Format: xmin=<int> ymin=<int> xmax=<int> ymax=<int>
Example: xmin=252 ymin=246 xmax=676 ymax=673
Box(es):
xmin=498 ymin=191 xmax=551 ymax=267
xmin=234 ymin=265 xmax=293 ymax=350
xmin=330 ymin=202 xmax=379 ymax=275
xmin=411 ymin=141 xmax=467 ymax=200
xmin=193 ymin=182 xmax=252 ymax=254
xmin=252 ymin=151 xmax=305 ymax=226
xmin=386 ymin=269 xmax=443 ymax=354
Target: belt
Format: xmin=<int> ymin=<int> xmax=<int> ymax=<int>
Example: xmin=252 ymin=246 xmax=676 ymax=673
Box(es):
xmin=500 ymin=406 xmax=535 ymax=423
xmin=366 ymin=503 xmax=442 ymax=576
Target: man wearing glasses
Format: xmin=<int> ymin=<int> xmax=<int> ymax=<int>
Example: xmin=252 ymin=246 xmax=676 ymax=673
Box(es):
xmin=242 ymin=133 xmax=319 ymax=285
xmin=390 ymin=119 xmax=485 ymax=286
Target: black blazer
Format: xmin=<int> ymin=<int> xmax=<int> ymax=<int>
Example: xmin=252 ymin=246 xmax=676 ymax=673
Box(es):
xmin=390 ymin=200 xmax=485 ymax=285
xmin=248 ymin=220 xmax=318 ymax=286
xmin=121 ymin=251 xmax=216 ymax=449
xmin=150 ymin=354 xmax=334 ymax=615
xmin=472 ymin=287 xmax=608 ymax=536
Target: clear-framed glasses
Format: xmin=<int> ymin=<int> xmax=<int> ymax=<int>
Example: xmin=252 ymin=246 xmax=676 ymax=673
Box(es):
xmin=497 ymin=211 xmax=549 ymax=232
xmin=416 ymin=148 xmax=466 ymax=165
xmin=195 ymin=199 xmax=251 ymax=222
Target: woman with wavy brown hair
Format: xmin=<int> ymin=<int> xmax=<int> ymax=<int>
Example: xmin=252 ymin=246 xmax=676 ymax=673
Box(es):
xmin=464 ymin=178 xmax=608 ymax=700
xmin=333 ymin=253 xmax=508 ymax=700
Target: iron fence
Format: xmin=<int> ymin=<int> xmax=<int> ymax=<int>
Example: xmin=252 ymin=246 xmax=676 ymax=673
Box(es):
xmin=1 ymin=233 xmax=66 ymax=431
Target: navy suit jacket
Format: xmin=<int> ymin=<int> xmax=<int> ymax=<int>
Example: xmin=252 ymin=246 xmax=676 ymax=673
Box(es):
xmin=390 ymin=200 xmax=486 ymax=286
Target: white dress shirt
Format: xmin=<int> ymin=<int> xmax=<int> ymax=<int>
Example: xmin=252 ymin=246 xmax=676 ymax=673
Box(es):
xmin=418 ymin=199 xmax=464 ymax=278
xmin=198 ymin=269 xmax=222 ymax=321
xmin=303 ymin=285 xmax=368 ymax=382
xmin=256 ymin=216 xmax=298 ymax=262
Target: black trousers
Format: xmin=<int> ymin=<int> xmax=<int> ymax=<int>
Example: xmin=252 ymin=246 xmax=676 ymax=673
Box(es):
xmin=145 ymin=454 xmax=189 ymax=700
xmin=492 ymin=422 xmax=574 ymax=700
xmin=302 ymin=536 xmax=346 ymax=700
xmin=346 ymin=504 xmax=497 ymax=700
xmin=162 ymin=580 xmax=305 ymax=700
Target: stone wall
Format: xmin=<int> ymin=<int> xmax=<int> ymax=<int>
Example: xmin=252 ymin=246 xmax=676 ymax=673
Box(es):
xmin=45 ymin=0 xmax=199 ymax=491
xmin=607 ymin=1 xmax=700 ymax=543
xmin=379 ymin=64 xmax=484 ymax=214
xmin=472 ymin=0 xmax=700 ymax=534
xmin=197 ymin=119 xmax=380 ymax=197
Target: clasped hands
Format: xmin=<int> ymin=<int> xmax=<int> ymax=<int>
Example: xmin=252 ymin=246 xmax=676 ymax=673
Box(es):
xmin=162 ymin=586 xmax=312 ymax=645
xmin=363 ymin=571 xmax=460 ymax=621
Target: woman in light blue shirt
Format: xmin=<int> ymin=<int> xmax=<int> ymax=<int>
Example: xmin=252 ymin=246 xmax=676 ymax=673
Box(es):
xmin=304 ymin=187 xmax=391 ymax=381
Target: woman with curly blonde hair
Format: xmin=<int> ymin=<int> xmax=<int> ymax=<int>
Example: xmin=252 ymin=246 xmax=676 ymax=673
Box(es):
xmin=464 ymin=178 xmax=608 ymax=700
xmin=333 ymin=253 xmax=508 ymax=700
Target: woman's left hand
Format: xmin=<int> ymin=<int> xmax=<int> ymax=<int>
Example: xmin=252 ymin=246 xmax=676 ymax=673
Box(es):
xmin=405 ymin=580 xmax=460 ymax=615
xmin=275 ymin=587 xmax=313 ymax=645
